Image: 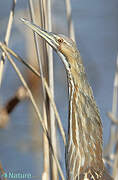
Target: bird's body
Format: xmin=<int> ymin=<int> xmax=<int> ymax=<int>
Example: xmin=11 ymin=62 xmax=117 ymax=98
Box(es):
xmin=58 ymin=36 xmax=112 ymax=180
xmin=22 ymin=19 xmax=113 ymax=180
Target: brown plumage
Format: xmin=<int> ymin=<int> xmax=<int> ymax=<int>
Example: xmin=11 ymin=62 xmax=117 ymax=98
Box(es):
xmin=22 ymin=19 xmax=113 ymax=180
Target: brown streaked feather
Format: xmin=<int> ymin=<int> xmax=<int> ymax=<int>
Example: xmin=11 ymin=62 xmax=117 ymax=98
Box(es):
xmin=57 ymin=35 xmax=113 ymax=180
xmin=79 ymin=168 xmax=113 ymax=180
xmin=63 ymin=42 xmax=113 ymax=179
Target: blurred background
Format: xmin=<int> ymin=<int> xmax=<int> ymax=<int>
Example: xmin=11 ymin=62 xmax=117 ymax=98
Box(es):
xmin=0 ymin=0 xmax=118 ymax=179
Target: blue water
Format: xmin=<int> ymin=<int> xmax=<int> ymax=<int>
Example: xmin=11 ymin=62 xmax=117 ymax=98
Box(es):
xmin=0 ymin=0 xmax=118 ymax=179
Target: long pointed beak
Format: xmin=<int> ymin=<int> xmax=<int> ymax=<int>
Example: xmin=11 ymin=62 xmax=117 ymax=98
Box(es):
xmin=21 ymin=18 xmax=58 ymax=50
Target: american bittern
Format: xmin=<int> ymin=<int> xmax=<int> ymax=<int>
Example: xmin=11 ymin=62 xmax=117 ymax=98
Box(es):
xmin=21 ymin=19 xmax=113 ymax=180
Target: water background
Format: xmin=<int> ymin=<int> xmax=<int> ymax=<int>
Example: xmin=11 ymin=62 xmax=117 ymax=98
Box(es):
xmin=0 ymin=0 xmax=118 ymax=179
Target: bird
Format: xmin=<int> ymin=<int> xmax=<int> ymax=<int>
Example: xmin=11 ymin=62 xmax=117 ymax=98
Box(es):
xmin=21 ymin=19 xmax=113 ymax=180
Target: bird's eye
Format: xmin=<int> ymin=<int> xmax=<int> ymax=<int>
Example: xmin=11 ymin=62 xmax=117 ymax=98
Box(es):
xmin=58 ymin=38 xmax=63 ymax=43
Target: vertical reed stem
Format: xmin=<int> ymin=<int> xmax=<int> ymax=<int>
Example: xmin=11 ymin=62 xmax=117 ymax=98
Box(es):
xmin=46 ymin=0 xmax=58 ymax=179
xmin=0 ymin=0 xmax=16 ymax=86
xmin=65 ymin=0 xmax=75 ymax=40
xmin=28 ymin=1 xmax=50 ymax=179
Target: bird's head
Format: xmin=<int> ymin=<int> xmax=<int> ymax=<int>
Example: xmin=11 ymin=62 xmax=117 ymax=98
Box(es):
xmin=21 ymin=19 xmax=80 ymax=72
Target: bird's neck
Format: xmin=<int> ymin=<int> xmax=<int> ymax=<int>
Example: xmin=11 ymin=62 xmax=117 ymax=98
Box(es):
xmin=66 ymin=56 xmax=104 ymax=175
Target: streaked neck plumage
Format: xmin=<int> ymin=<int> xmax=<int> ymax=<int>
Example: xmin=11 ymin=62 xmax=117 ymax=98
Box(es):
xmin=60 ymin=49 xmax=104 ymax=179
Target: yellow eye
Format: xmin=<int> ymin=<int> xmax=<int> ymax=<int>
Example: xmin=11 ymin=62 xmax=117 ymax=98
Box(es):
xmin=58 ymin=38 xmax=63 ymax=43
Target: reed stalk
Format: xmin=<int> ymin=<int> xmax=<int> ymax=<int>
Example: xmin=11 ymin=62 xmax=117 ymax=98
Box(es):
xmin=46 ymin=0 xmax=58 ymax=179
xmin=65 ymin=0 xmax=75 ymax=40
xmin=0 ymin=0 xmax=16 ymax=86
xmin=28 ymin=1 xmax=50 ymax=178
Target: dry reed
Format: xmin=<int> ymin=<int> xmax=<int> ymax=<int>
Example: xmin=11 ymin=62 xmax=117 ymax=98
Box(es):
xmin=0 ymin=0 xmax=16 ymax=86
